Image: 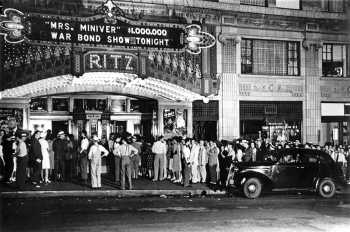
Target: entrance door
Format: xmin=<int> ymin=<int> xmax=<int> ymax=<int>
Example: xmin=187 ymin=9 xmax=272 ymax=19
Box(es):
xmin=113 ymin=121 xmax=127 ymax=135
xmin=52 ymin=121 xmax=69 ymax=136
xmin=193 ymin=121 xmax=217 ymax=141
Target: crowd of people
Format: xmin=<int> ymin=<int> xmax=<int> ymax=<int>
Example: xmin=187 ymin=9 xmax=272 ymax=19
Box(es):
xmin=1 ymin=119 xmax=350 ymax=191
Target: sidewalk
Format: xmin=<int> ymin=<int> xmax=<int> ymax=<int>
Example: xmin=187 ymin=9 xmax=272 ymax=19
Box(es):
xmin=0 ymin=176 xmax=225 ymax=199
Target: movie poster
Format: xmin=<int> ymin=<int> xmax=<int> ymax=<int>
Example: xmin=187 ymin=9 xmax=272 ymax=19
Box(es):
xmin=163 ymin=109 xmax=187 ymax=137
xmin=0 ymin=108 xmax=23 ymax=132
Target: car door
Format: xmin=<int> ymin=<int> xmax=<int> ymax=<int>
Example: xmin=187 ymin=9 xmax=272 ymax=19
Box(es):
xmin=273 ymin=149 xmax=303 ymax=188
xmin=298 ymin=150 xmax=319 ymax=188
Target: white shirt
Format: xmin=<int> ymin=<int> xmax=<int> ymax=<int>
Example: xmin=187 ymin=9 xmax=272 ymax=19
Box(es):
xmin=236 ymin=149 xmax=243 ymax=162
xmin=336 ymin=152 xmax=347 ymax=163
xmin=80 ymin=138 xmax=89 ymax=153
xmin=190 ymin=144 xmax=200 ymax=165
xmin=113 ymin=142 xmax=121 ymax=157
xmin=182 ymin=145 xmax=191 ymax=163
xmin=88 ymin=144 xmax=108 ymax=161
xmin=152 ymin=141 xmax=167 ymax=155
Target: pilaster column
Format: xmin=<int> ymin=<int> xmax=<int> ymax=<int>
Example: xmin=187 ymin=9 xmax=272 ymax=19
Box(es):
xmin=187 ymin=106 xmax=193 ymax=138
xmin=219 ymin=36 xmax=240 ymax=140
xmin=47 ymin=97 xmax=52 ymax=112
xmin=157 ymin=104 xmax=164 ymax=136
xmin=303 ymin=44 xmax=321 ymax=144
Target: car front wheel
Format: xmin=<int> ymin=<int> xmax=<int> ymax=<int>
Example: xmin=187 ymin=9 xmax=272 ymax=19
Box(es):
xmin=318 ymin=179 xmax=336 ymax=198
xmin=243 ymin=178 xmax=262 ymax=199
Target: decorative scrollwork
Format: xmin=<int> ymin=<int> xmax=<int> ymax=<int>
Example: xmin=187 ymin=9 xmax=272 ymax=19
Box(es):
xmin=0 ymin=7 xmax=26 ymax=43
xmin=185 ymin=24 xmax=216 ymax=55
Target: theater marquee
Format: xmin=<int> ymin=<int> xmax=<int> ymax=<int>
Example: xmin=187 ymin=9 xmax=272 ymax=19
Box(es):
xmin=0 ymin=0 xmax=216 ymax=55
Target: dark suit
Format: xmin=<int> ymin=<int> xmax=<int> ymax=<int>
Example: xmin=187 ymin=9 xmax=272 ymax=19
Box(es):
xmin=31 ymin=138 xmax=43 ymax=183
xmin=53 ymin=138 xmax=68 ymax=181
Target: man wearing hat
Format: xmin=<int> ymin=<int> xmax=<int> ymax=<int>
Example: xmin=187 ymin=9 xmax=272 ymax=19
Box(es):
xmin=118 ymin=137 xmax=138 ymax=190
xmin=31 ymin=130 xmax=43 ymax=187
xmin=88 ymin=134 xmax=109 ymax=189
xmin=15 ymin=132 xmax=29 ymax=190
xmin=52 ymin=131 xmax=68 ymax=181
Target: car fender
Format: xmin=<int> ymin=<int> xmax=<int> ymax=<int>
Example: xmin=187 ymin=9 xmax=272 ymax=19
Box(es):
xmin=236 ymin=170 xmax=273 ymax=188
xmin=314 ymin=177 xmax=336 ymax=191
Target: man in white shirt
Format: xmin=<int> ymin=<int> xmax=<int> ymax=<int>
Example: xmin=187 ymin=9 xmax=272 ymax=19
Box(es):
xmin=88 ymin=134 xmax=108 ymax=189
xmin=198 ymin=140 xmax=208 ymax=183
xmin=152 ymin=136 xmax=167 ymax=181
xmin=190 ymin=139 xmax=200 ymax=183
xmin=119 ymin=137 xmax=138 ymax=190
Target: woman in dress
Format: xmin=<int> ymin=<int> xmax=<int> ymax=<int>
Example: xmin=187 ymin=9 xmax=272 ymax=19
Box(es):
xmin=145 ymin=141 xmax=154 ymax=179
xmin=172 ymin=137 xmax=182 ymax=183
xmin=208 ymin=140 xmax=219 ymax=190
xmin=46 ymin=131 xmax=54 ymax=181
xmin=40 ymin=132 xmax=51 ymax=184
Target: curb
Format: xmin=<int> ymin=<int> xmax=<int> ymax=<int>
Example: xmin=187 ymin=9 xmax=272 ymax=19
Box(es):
xmin=0 ymin=189 xmax=226 ymax=199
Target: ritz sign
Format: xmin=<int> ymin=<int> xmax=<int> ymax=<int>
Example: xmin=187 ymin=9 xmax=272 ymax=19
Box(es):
xmin=0 ymin=0 xmax=216 ymax=55
xmin=85 ymin=52 xmax=137 ymax=73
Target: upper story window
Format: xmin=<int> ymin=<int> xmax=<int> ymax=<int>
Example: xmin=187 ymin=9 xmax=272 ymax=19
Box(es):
xmin=30 ymin=98 xmax=47 ymax=112
xmin=240 ymin=0 xmax=267 ymax=7
xmin=275 ymin=0 xmax=300 ymax=9
xmin=241 ymin=39 xmax=300 ymax=76
xmin=321 ymin=0 xmax=344 ymax=12
xmin=322 ymin=44 xmax=347 ymax=77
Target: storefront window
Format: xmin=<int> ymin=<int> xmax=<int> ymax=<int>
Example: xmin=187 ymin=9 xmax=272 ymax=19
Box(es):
xmin=240 ymin=101 xmax=303 ymax=141
xmin=30 ymin=98 xmax=47 ymax=112
xmin=52 ymin=98 xmax=69 ymax=111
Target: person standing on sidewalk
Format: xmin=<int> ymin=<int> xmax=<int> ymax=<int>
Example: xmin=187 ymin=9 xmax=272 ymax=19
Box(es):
xmin=15 ymin=132 xmax=29 ymax=190
xmin=119 ymin=137 xmax=138 ymax=190
xmin=182 ymin=138 xmax=191 ymax=187
xmin=113 ymin=135 xmax=122 ymax=183
xmin=171 ymin=137 xmax=182 ymax=183
xmin=65 ymin=134 xmax=75 ymax=182
xmin=31 ymin=131 xmax=43 ymax=188
xmin=53 ymin=131 xmax=68 ymax=182
xmin=198 ymin=140 xmax=208 ymax=183
xmin=208 ymin=141 xmax=219 ymax=190
xmin=39 ymin=132 xmax=51 ymax=184
xmin=131 ymin=135 xmax=142 ymax=179
xmin=88 ymin=134 xmax=108 ymax=189
xmin=79 ymin=131 xmax=89 ymax=184
xmin=190 ymin=139 xmax=200 ymax=184
xmin=152 ymin=136 xmax=167 ymax=181
xmin=2 ymin=119 xmax=21 ymax=183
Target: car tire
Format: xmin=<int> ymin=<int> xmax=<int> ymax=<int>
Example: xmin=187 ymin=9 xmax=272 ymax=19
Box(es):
xmin=243 ymin=178 xmax=262 ymax=199
xmin=318 ymin=179 xmax=336 ymax=198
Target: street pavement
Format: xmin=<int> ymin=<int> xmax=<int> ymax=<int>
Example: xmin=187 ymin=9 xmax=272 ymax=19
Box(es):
xmin=2 ymin=193 xmax=350 ymax=232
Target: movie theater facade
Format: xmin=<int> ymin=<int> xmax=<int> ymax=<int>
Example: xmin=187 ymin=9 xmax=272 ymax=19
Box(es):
xmin=0 ymin=0 xmax=349 ymax=145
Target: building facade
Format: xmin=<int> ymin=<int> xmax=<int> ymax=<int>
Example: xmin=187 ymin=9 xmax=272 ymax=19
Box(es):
xmin=0 ymin=0 xmax=349 ymax=145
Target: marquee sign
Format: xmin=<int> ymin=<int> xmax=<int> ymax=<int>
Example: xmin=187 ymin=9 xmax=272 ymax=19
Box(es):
xmin=0 ymin=0 xmax=216 ymax=55
xmin=84 ymin=52 xmax=138 ymax=73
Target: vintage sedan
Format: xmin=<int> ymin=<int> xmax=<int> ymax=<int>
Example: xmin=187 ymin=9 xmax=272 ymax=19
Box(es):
xmin=227 ymin=148 xmax=346 ymax=199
